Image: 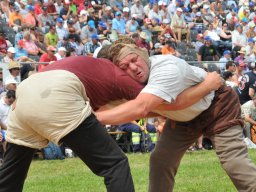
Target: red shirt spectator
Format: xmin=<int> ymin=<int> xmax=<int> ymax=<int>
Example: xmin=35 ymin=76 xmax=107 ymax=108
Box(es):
xmin=39 ymin=46 xmax=57 ymax=71
xmin=136 ymin=32 xmax=151 ymax=52
xmin=0 ymin=32 xmax=8 ymax=55
xmin=34 ymin=1 xmax=43 ymax=16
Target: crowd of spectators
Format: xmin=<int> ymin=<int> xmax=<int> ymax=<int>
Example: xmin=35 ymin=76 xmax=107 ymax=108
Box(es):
xmin=1 ymin=0 xmax=256 ymax=156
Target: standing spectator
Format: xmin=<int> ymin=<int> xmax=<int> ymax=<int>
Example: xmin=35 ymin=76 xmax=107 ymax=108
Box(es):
xmin=130 ymin=0 xmax=144 ymax=24
xmin=2 ymin=47 xmax=15 ymax=63
xmin=24 ymin=5 xmax=37 ymax=27
xmin=56 ymin=17 xmax=69 ymax=41
xmin=171 ymin=8 xmax=190 ymax=43
xmin=112 ymin=12 xmax=126 ymax=35
xmin=81 ymin=20 xmax=98 ymax=44
xmin=197 ymin=36 xmax=218 ymax=61
xmin=55 ymin=47 xmax=67 ymax=60
xmin=84 ymin=34 xmax=101 ymax=56
xmin=38 ymin=46 xmax=57 ymax=71
xmin=44 ymin=25 xmax=58 ymax=47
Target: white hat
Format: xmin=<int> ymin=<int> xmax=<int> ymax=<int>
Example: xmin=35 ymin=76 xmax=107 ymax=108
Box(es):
xmin=154 ymin=43 xmax=163 ymax=49
xmin=80 ymin=10 xmax=88 ymax=16
xmin=196 ymin=12 xmax=201 ymax=17
xmin=58 ymin=47 xmax=67 ymax=52
xmin=132 ymin=14 xmax=137 ymax=18
xmin=192 ymin=5 xmax=198 ymax=9
xmin=7 ymin=47 xmax=16 ymax=53
xmin=176 ymin=8 xmax=183 ymax=12
xmin=249 ymin=22 xmax=255 ymax=28
xmin=123 ymin=7 xmax=130 ymax=12
xmin=163 ymin=19 xmax=170 ymax=24
xmin=5 ymin=78 xmax=17 ymax=85
xmin=158 ymin=0 xmax=163 ymax=6
xmin=203 ymin=4 xmax=210 ymax=9
xmin=140 ymin=32 xmax=147 ymax=39
xmin=91 ymin=1 xmax=96 ymax=5
xmin=105 ymin=6 xmax=112 ymax=11
xmin=102 ymin=40 xmax=111 ymax=46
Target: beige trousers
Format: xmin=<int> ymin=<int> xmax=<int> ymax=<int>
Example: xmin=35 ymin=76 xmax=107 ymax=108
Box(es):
xmin=149 ymin=120 xmax=256 ymax=192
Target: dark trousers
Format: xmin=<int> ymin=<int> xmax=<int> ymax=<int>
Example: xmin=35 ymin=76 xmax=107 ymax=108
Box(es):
xmin=0 ymin=114 xmax=134 ymax=192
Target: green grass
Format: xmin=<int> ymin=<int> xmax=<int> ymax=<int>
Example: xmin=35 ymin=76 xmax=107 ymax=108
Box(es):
xmin=23 ymin=150 xmax=256 ymax=192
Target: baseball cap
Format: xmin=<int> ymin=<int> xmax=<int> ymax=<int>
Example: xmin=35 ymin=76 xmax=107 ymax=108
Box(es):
xmin=176 ymin=8 xmax=183 ymax=12
xmin=248 ymin=38 xmax=255 ymax=43
xmin=162 ymin=19 xmax=170 ymax=24
xmin=132 ymin=14 xmax=137 ymax=19
xmin=241 ymin=17 xmax=249 ymax=23
xmin=88 ymin=20 xmax=95 ymax=28
xmin=47 ymin=45 xmax=56 ymax=51
xmin=27 ymin=5 xmax=35 ymax=11
xmin=123 ymin=7 xmax=129 ymax=12
xmin=91 ymin=34 xmax=99 ymax=40
xmin=98 ymin=21 xmax=107 ymax=29
xmin=196 ymin=12 xmax=201 ymax=17
xmin=58 ymin=47 xmax=67 ymax=52
xmin=184 ymin=7 xmax=190 ymax=12
xmin=223 ymin=50 xmax=231 ymax=55
xmin=42 ymin=6 xmax=47 ymax=11
xmin=115 ymin=12 xmax=121 ymax=16
xmin=7 ymin=47 xmax=16 ymax=53
xmin=204 ymin=36 xmax=212 ymax=41
xmin=18 ymin=40 xmax=25 ymax=47
xmin=249 ymin=1 xmax=255 ymax=7
xmin=5 ymin=78 xmax=17 ymax=85
xmin=57 ymin=17 xmax=64 ymax=23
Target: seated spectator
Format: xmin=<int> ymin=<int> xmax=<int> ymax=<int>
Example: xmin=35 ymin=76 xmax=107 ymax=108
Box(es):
xmin=24 ymin=5 xmax=37 ymax=27
xmin=192 ymin=33 xmax=204 ymax=52
xmin=38 ymin=46 xmax=57 ymax=71
xmin=101 ymin=6 xmax=113 ymax=23
xmin=161 ymin=41 xmax=180 ymax=57
xmin=15 ymin=40 xmax=35 ymax=62
xmin=135 ymin=32 xmax=151 ymax=53
xmin=81 ymin=20 xmax=98 ymax=44
xmin=34 ymin=0 xmax=43 ymax=16
xmin=160 ymin=19 xmax=177 ymax=43
xmin=3 ymin=79 xmax=17 ymax=92
xmin=2 ymin=47 xmax=15 ymax=63
xmin=246 ymin=22 xmax=256 ymax=38
xmin=219 ymin=22 xmax=232 ymax=49
xmin=183 ymin=7 xmax=195 ymax=29
xmin=203 ymin=23 xmax=222 ymax=48
xmin=14 ymin=25 xmax=27 ymax=46
xmin=5 ymin=61 xmax=21 ymax=84
xmin=87 ymin=8 xmax=100 ymax=28
xmin=225 ymin=61 xmax=237 ymax=73
xmin=191 ymin=12 xmax=205 ymax=33
xmin=232 ymin=24 xmax=247 ymax=58
xmin=112 ymin=11 xmax=126 ymax=35
xmin=70 ymin=14 xmax=81 ymax=35
xmin=56 ymin=17 xmax=69 ymax=42
xmin=234 ymin=47 xmax=247 ymax=64
xmin=222 ymin=71 xmax=237 ymax=88
xmin=241 ymin=96 xmax=256 ymax=141
xmin=60 ymin=0 xmax=71 ymax=20
xmin=152 ymin=42 xmax=163 ymax=55
xmin=54 ymin=0 xmax=63 ymax=15
xmin=44 ymin=25 xmax=58 ymax=47
xmin=0 ymin=31 xmax=8 ymax=57
xmin=122 ymin=7 xmax=130 ymax=23
xmin=97 ymin=21 xmax=109 ymax=37
xmin=84 ymin=34 xmax=101 ymax=56
xmin=79 ymin=9 xmax=88 ymax=28
xmin=18 ymin=0 xmax=28 ymax=18
xmin=148 ymin=4 xmax=162 ymax=22
xmin=34 ymin=32 xmax=47 ymax=54
xmin=233 ymin=60 xmax=246 ymax=86
xmin=125 ymin=14 xmax=139 ymax=35
xmin=171 ymin=8 xmax=190 ymax=43
xmin=245 ymin=38 xmax=255 ymax=57
xmin=0 ymin=90 xmax=16 ymax=152
xmin=37 ymin=5 xmax=55 ymax=33
xmin=219 ymin=50 xmax=232 ymax=72
xmin=197 ymin=36 xmax=219 ymax=61
xmin=57 ymin=36 xmax=73 ymax=51
xmin=130 ymin=0 xmax=144 ymax=23
xmin=55 ymin=47 xmax=67 ymax=60
xmin=47 ymin=0 xmax=58 ymax=18
xmin=23 ymin=31 xmax=40 ymax=61
xmin=9 ymin=6 xmax=23 ymax=28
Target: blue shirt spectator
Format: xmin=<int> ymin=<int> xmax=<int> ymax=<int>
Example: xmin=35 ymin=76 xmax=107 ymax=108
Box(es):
xmin=112 ymin=12 xmax=126 ymax=35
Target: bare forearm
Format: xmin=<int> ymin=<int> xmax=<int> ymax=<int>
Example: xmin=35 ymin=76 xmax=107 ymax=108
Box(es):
xmin=156 ymin=81 xmax=213 ymax=111
xmin=245 ymin=116 xmax=256 ymax=125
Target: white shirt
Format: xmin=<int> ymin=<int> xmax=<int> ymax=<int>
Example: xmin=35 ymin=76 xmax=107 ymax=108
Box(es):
xmin=0 ymin=97 xmax=11 ymax=127
xmin=142 ymin=55 xmax=214 ymax=122
xmin=232 ymin=30 xmax=247 ymax=48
